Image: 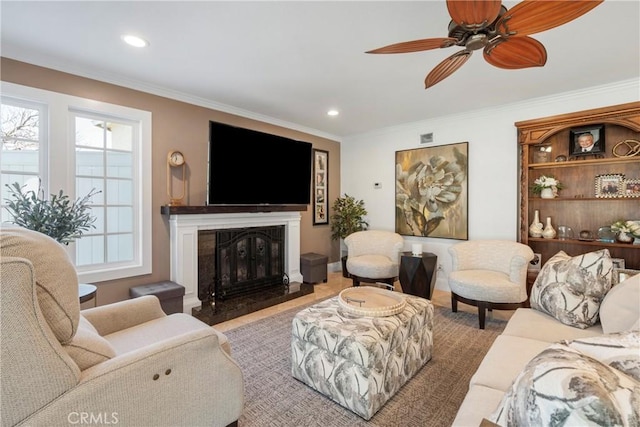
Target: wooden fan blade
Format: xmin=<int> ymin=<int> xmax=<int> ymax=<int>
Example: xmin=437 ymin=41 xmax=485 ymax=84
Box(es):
xmin=484 ymin=36 xmax=547 ymax=69
xmin=447 ymin=0 xmax=502 ymax=30
xmin=496 ymin=0 xmax=603 ymax=37
xmin=366 ymin=37 xmax=457 ymax=54
xmin=425 ymin=50 xmax=471 ymax=89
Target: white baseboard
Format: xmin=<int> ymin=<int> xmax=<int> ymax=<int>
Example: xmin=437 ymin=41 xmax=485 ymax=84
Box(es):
xmin=328 ymin=261 xmax=342 ymax=273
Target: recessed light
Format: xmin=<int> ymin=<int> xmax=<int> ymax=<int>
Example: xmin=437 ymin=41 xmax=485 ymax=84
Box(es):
xmin=327 ymin=109 xmax=339 ymax=117
xmin=122 ymin=34 xmax=149 ymax=48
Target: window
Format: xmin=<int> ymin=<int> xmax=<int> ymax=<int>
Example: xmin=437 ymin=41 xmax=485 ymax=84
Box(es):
xmin=1 ymin=82 xmax=152 ymax=283
xmin=0 ymin=99 xmax=47 ymax=222
xmin=73 ymin=113 xmax=137 ymax=268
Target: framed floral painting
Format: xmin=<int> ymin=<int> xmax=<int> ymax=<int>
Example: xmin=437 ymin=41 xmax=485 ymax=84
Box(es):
xmin=395 ymin=142 xmax=468 ymax=239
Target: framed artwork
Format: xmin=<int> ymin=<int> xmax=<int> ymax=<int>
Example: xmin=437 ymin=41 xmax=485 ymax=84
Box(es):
xmin=595 ymin=173 xmax=624 ymax=198
xmin=532 ymin=144 xmax=552 ymax=163
xmin=612 ymin=258 xmax=626 ymax=270
xmin=395 ymin=141 xmax=468 ymax=239
xmin=312 ymin=149 xmax=328 ymax=225
xmin=622 ymin=179 xmax=640 ymax=197
xmin=569 ymin=125 xmax=604 ymax=157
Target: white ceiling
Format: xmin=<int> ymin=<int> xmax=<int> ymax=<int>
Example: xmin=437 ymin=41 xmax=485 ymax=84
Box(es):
xmin=1 ymin=1 xmax=639 ymax=139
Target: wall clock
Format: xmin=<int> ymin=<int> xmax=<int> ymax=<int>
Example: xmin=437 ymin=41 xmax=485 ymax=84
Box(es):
xmin=168 ymin=150 xmax=185 ymax=167
xmin=166 ymin=150 xmax=186 ymax=206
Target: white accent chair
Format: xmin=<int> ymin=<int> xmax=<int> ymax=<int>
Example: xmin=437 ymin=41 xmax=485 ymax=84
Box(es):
xmin=448 ymin=240 xmax=534 ymax=329
xmin=1 ymin=226 xmax=244 ymax=427
xmin=344 ymin=230 xmax=404 ymax=287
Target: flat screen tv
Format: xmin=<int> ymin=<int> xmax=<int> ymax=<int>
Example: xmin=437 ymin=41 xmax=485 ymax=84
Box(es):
xmin=208 ymin=121 xmax=312 ymax=206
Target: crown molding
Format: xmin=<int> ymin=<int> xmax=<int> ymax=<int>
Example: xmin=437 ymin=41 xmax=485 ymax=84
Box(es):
xmin=344 ymin=79 xmax=639 ymax=141
xmin=1 ymin=53 xmax=342 ymax=143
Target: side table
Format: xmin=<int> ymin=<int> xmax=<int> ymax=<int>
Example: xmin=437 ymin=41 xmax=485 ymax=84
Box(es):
xmin=399 ymin=251 xmax=437 ymax=300
xmin=79 ymin=283 xmax=97 ymax=306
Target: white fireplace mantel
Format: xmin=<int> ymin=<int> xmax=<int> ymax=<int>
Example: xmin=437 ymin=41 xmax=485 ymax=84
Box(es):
xmin=168 ymin=211 xmax=303 ymax=312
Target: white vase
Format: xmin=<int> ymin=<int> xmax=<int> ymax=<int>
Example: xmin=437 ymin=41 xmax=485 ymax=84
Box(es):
xmin=616 ymin=232 xmax=634 ymax=243
xmin=529 ymin=210 xmax=543 ymax=238
xmin=542 ymin=217 xmax=556 ymax=239
xmin=540 ymin=187 xmax=555 ymax=199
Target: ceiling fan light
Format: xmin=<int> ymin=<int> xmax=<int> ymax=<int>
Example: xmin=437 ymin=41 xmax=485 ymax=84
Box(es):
xmin=370 ymin=0 xmax=600 ymax=89
xmin=465 ymin=34 xmax=488 ymax=51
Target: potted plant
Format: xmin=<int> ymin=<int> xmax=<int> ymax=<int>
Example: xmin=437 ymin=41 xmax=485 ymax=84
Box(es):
xmin=532 ymin=175 xmax=564 ymax=199
xmin=611 ymin=219 xmax=640 ymax=244
xmin=330 ymin=194 xmax=368 ymax=277
xmin=3 ymin=181 xmax=100 ymax=245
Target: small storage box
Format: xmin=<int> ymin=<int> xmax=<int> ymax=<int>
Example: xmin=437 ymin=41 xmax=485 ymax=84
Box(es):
xmin=129 ymin=281 xmax=185 ymax=315
xmin=300 ymin=252 xmax=328 ymax=284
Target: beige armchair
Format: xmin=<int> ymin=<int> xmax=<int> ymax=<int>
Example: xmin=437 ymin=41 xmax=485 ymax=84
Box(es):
xmin=344 ymin=230 xmax=404 ymax=287
xmin=448 ymin=240 xmax=534 ymax=329
xmin=1 ymin=227 xmax=244 ymax=427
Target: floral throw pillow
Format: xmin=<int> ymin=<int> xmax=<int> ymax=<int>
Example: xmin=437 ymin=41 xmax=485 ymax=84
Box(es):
xmin=490 ymin=335 xmax=640 ymax=427
xmin=562 ymin=331 xmax=640 ymax=382
xmin=530 ymin=249 xmax=613 ymax=329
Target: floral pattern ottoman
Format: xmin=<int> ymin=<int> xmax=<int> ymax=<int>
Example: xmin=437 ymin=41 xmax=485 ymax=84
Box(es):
xmin=291 ymin=293 xmax=434 ymax=420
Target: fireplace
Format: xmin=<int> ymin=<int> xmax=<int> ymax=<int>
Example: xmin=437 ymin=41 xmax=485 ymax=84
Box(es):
xmin=198 ymin=225 xmax=286 ymax=302
xmin=166 ymin=209 xmax=311 ymax=323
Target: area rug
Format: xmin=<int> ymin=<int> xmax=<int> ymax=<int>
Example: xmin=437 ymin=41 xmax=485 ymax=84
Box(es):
xmin=224 ymin=299 xmax=507 ymax=427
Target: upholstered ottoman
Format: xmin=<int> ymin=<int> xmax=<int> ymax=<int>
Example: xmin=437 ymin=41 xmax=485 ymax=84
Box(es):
xmin=291 ymin=293 xmax=434 ymax=420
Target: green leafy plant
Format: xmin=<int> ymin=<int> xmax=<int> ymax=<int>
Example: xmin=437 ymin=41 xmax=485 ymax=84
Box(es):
xmin=4 ymin=181 xmax=100 ymax=245
xmin=330 ymin=194 xmax=368 ymax=240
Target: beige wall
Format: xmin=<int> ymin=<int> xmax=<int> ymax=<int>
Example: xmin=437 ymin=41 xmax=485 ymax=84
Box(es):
xmin=1 ymin=58 xmax=340 ymax=305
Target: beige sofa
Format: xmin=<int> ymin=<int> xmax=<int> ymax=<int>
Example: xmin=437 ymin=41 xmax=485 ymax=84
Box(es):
xmin=1 ymin=226 xmax=244 ymax=427
xmin=453 ymin=271 xmax=640 ymax=426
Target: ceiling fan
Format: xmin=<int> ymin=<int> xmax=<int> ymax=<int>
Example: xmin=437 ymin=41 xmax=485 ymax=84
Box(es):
xmin=366 ymin=0 xmax=603 ymax=89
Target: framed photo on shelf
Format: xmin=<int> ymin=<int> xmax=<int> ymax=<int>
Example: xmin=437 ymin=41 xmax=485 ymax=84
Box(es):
xmin=312 ymin=149 xmax=329 ymax=225
xmin=622 ymin=179 xmax=640 ymax=197
xmin=612 ymin=268 xmax=639 ymax=286
xmin=532 ymin=144 xmax=552 ymax=163
xmin=569 ymin=125 xmax=604 ymax=157
xmin=528 ymin=253 xmax=542 ymax=272
xmin=611 ymin=258 xmax=626 ymax=270
xmin=595 ymin=173 xmax=624 ymax=198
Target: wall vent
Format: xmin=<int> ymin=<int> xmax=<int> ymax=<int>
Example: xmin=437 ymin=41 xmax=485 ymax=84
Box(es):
xmin=420 ymin=132 xmax=434 ymax=144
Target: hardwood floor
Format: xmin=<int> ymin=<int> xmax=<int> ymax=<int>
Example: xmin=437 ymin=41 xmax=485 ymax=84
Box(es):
xmin=214 ymin=271 xmax=515 ymax=332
